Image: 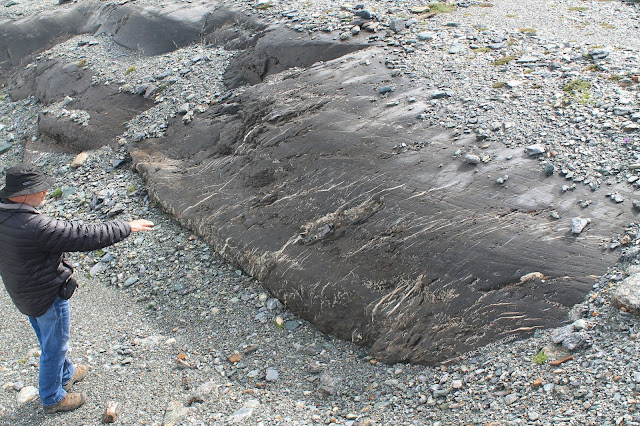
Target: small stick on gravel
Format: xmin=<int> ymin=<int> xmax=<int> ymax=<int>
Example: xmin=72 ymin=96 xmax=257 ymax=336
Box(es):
xmin=102 ymin=401 xmax=120 ymax=423
xmin=549 ymin=355 xmax=575 ymax=366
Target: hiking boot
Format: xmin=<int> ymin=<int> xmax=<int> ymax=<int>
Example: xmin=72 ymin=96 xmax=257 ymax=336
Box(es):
xmin=62 ymin=364 xmax=89 ymax=391
xmin=43 ymin=392 xmax=86 ymax=414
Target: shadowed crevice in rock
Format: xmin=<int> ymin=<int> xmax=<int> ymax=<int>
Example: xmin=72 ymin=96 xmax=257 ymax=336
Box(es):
xmin=130 ymin=47 xmax=634 ymax=364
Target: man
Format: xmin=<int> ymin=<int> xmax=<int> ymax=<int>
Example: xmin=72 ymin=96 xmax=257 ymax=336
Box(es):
xmin=0 ymin=163 xmax=154 ymax=414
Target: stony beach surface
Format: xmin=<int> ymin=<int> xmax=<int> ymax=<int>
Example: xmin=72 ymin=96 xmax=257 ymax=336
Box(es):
xmin=1 ymin=0 xmax=640 ymax=424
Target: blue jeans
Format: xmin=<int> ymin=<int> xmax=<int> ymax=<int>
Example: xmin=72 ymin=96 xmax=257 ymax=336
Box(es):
xmin=28 ymin=296 xmax=75 ymax=407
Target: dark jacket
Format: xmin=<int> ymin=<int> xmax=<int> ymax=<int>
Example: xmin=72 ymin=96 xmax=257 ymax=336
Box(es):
xmin=0 ymin=199 xmax=131 ymax=316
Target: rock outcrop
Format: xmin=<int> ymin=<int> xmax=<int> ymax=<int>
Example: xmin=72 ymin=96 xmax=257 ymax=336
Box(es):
xmin=2 ymin=1 xmax=635 ymax=364
xmin=129 ymin=46 xmax=631 ymax=364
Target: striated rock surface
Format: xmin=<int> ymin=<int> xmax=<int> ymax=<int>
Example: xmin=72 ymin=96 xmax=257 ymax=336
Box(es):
xmin=129 ymin=47 xmax=631 ymax=363
xmin=2 ymin=0 xmax=636 ymax=365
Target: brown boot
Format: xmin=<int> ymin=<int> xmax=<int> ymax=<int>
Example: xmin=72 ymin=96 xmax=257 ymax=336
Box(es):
xmin=43 ymin=392 xmax=86 ymax=414
xmin=62 ymin=364 xmax=89 ymax=391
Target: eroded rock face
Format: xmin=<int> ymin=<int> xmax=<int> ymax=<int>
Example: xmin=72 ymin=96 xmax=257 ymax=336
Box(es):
xmin=3 ymin=2 xmax=635 ymax=364
xmin=37 ymin=79 xmax=154 ymax=151
xmin=2 ymin=1 xmax=366 ymax=152
xmin=130 ymin=47 xmax=631 ymax=364
xmin=0 ymin=1 xmax=245 ymax=73
xmin=88 ymin=1 xmax=245 ymax=56
xmin=221 ymin=29 xmax=369 ymax=88
xmin=0 ymin=1 xmax=101 ymax=72
xmin=5 ymin=58 xmax=154 ymax=151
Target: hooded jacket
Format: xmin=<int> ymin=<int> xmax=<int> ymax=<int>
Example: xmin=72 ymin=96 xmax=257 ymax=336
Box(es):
xmin=0 ymin=199 xmax=131 ymax=316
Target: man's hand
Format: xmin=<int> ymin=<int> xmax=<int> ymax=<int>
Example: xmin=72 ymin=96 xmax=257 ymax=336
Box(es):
xmin=129 ymin=219 xmax=155 ymax=233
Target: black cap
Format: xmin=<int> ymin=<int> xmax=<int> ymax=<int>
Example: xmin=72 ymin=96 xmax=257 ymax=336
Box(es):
xmin=0 ymin=164 xmax=55 ymax=198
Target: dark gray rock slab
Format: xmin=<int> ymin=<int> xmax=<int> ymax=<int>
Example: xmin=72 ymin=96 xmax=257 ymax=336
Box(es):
xmin=1 ymin=0 xmax=361 ymax=84
xmin=2 ymin=3 xmax=368 ymax=152
xmin=221 ymin=28 xmax=369 ymax=88
xmin=0 ymin=1 xmax=249 ymax=76
xmin=34 ymin=61 xmax=93 ymax=105
xmin=0 ymin=1 xmax=101 ymax=73
xmin=14 ymin=59 xmax=153 ymax=151
xmin=129 ymin=46 xmax=633 ymax=364
xmin=39 ymin=80 xmax=153 ymax=151
xmin=88 ymin=1 xmax=242 ymax=56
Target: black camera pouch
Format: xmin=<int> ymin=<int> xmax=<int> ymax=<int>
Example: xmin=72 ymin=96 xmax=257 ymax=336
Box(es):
xmin=58 ymin=277 xmax=78 ymax=300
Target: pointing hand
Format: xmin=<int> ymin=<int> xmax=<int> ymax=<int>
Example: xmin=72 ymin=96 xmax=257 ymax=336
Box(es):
xmin=129 ymin=219 xmax=155 ymax=233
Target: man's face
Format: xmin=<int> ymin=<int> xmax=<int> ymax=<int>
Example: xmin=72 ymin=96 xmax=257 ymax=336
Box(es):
xmin=25 ymin=191 xmax=47 ymax=207
xmin=8 ymin=190 xmax=48 ymax=207
xmin=35 ymin=191 xmax=47 ymax=207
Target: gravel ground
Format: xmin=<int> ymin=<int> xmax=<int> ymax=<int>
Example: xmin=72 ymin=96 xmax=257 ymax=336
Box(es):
xmin=1 ymin=0 xmax=640 ymax=425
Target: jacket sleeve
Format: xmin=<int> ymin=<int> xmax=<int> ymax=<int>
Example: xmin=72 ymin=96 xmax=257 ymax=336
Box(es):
xmin=30 ymin=214 xmax=132 ymax=253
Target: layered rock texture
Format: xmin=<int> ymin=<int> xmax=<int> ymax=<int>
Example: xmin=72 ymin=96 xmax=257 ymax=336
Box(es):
xmin=1 ymin=1 xmax=634 ymax=364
